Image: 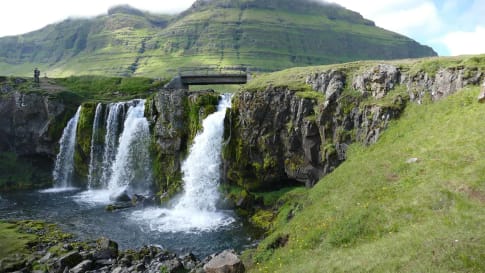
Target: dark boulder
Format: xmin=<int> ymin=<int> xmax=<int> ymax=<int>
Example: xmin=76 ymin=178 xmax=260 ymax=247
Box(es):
xmin=93 ymin=237 xmax=118 ymax=260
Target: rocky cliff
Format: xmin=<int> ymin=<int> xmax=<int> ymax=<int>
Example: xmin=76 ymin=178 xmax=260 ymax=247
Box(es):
xmin=223 ymin=62 xmax=484 ymax=190
xmin=146 ymin=89 xmax=219 ymax=198
xmin=0 ymin=77 xmax=77 ymax=189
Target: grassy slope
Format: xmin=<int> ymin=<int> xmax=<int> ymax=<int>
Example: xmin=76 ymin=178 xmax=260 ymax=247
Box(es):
xmin=0 ymin=1 xmax=435 ymax=78
xmin=247 ymin=86 xmax=485 ymax=272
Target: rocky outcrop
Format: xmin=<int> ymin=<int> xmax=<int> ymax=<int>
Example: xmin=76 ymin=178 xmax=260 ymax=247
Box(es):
xmin=224 ymin=64 xmax=483 ymax=190
xmin=0 ymin=80 xmax=78 ymax=189
xmin=352 ymin=64 xmax=401 ymax=99
xmin=407 ymin=67 xmax=482 ymax=103
xmin=0 ymin=90 xmax=69 ymax=157
xmin=146 ymin=89 xmax=219 ymax=199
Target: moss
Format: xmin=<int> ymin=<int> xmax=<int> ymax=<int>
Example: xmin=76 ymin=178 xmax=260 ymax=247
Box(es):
xmin=0 ymin=222 xmax=36 ymax=258
xmin=47 ymin=105 xmax=78 ymax=142
xmin=186 ymin=92 xmax=220 ymax=142
xmin=338 ymin=88 xmax=363 ymax=115
xmin=0 ymin=220 xmax=74 ymax=263
xmin=284 ymin=155 xmax=304 ymax=173
xmin=251 ymin=209 xmax=275 ymax=230
xmin=296 ymin=90 xmax=325 ymax=103
xmin=150 ymin=141 xmax=183 ymax=202
xmin=73 ymin=103 xmax=96 ymax=185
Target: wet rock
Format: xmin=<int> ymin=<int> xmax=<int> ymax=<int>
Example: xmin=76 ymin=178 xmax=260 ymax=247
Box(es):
xmin=58 ymin=251 xmax=83 ymax=269
xmin=39 ymin=252 xmax=53 ymax=263
xmin=109 ymin=190 xmax=132 ymax=202
xmin=69 ymin=260 xmax=93 ymax=273
xmin=181 ymin=253 xmax=199 ymax=271
xmin=111 ymin=266 xmax=128 ymax=273
xmin=93 ymin=259 xmax=114 ymax=267
xmin=135 ymin=263 xmax=146 ymax=272
xmin=162 ymin=258 xmax=184 ymax=272
xmin=0 ymin=254 xmax=27 ymax=272
xmin=203 ymin=250 xmax=245 ymax=273
xmin=105 ymin=203 xmax=133 ymax=212
xmin=93 ymin=238 xmax=118 ymax=260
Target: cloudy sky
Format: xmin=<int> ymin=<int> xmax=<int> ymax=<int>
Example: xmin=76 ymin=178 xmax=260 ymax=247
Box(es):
xmin=0 ymin=0 xmax=483 ymax=56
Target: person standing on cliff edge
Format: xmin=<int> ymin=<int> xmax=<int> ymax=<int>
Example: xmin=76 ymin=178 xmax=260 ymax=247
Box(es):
xmin=34 ymin=67 xmax=40 ymax=83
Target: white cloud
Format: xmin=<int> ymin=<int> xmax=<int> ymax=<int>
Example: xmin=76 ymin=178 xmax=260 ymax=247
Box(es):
xmin=329 ymin=0 xmax=441 ymax=36
xmin=441 ymin=26 xmax=485 ymax=56
xmin=0 ymin=0 xmax=196 ymax=37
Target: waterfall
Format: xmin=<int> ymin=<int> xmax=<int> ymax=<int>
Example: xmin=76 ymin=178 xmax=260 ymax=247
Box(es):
xmin=175 ymin=94 xmax=232 ymax=212
xmin=51 ymin=106 xmax=81 ymax=189
xmin=107 ymin=100 xmax=152 ymax=193
xmin=100 ymin=102 xmax=125 ymax=187
xmin=131 ymin=95 xmax=235 ymax=233
xmin=87 ymin=103 xmax=103 ymax=189
xmin=74 ymin=100 xmax=152 ymax=204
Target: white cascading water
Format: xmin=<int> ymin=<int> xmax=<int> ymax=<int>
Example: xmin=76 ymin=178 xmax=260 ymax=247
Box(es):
xmin=108 ymin=100 xmax=152 ymax=193
xmin=50 ymin=106 xmax=82 ymax=190
xmin=100 ymin=102 xmax=125 ymax=187
xmin=131 ymin=94 xmax=234 ymax=233
xmin=74 ymin=100 xmax=152 ymax=204
xmin=87 ymin=103 xmax=103 ymax=189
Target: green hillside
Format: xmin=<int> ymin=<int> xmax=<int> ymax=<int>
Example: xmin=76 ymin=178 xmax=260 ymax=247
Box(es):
xmin=0 ymin=0 xmax=436 ymax=77
xmin=245 ymin=85 xmax=485 ymax=272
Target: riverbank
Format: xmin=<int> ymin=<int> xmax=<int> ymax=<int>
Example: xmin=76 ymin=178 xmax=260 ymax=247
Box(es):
xmin=0 ymin=220 xmax=245 ymax=273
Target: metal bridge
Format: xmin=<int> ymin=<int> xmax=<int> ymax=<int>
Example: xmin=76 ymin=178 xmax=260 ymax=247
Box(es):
xmin=164 ymin=66 xmax=249 ymax=90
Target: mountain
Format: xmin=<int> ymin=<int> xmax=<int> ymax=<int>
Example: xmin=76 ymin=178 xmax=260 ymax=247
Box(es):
xmin=0 ymin=0 xmax=437 ymax=77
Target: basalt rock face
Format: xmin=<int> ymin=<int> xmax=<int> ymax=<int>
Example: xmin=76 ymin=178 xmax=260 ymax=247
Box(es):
xmin=0 ymin=91 xmax=67 ymax=156
xmin=146 ymin=89 xmax=219 ymax=199
xmin=407 ymin=67 xmax=483 ymax=103
xmin=223 ymin=64 xmax=483 ymax=190
xmin=0 ymin=81 xmax=77 ymax=189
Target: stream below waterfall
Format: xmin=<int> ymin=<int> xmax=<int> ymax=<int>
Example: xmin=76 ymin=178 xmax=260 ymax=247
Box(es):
xmin=0 ymin=190 xmax=257 ymax=257
xmin=0 ymin=94 xmax=258 ymax=258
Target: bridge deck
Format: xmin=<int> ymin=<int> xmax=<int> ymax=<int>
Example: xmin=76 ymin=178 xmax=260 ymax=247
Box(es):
xmin=165 ymin=67 xmax=249 ymax=89
xmin=181 ymin=74 xmax=248 ymax=85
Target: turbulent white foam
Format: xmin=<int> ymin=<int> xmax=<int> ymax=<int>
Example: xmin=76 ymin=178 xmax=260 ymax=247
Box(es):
xmin=39 ymin=187 xmax=79 ymax=193
xmin=72 ymin=189 xmax=113 ymax=205
xmin=131 ymin=94 xmax=234 ymax=233
xmin=131 ymin=207 xmax=235 ymax=233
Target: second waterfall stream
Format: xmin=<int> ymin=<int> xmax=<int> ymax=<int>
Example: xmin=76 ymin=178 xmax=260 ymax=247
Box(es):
xmin=131 ymin=94 xmax=235 ymax=233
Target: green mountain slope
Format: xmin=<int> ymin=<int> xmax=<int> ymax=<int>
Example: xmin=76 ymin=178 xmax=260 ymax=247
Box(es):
xmin=246 ymin=85 xmax=485 ymax=272
xmin=0 ymin=0 xmax=436 ymax=77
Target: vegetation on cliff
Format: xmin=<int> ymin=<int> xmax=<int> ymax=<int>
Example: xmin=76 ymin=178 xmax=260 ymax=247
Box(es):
xmin=223 ymin=55 xmax=485 ymax=272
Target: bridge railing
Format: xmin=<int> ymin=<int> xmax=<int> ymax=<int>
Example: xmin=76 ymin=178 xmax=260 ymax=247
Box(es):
xmin=177 ymin=66 xmax=248 ymax=77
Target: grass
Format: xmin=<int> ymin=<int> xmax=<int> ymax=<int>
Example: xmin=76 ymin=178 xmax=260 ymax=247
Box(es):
xmin=246 ymin=86 xmax=485 ymax=272
xmin=56 ymin=75 xmax=165 ymax=101
xmin=0 ymin=222 xmax=35 ymax=257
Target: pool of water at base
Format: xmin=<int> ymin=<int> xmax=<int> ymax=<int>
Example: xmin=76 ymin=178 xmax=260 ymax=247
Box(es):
xmin=0 ymin=190 xmax=259 ymax=258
